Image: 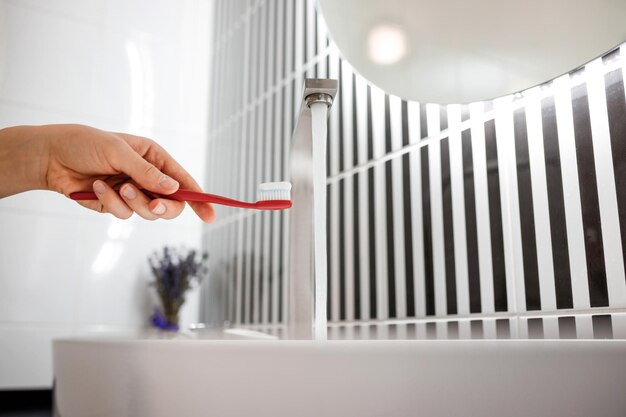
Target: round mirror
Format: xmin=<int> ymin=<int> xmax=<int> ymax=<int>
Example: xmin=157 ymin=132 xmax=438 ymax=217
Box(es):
xmin=318 ymin=0 xmax=626 ymax=103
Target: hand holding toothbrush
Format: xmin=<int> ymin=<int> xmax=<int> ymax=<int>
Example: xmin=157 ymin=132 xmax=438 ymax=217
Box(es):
xmin=0 ymin=124 xmax=216 ymax=222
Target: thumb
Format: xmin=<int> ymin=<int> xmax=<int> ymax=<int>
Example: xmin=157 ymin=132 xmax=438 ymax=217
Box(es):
xmin=109 ymin=142 xmax=179 ymax=194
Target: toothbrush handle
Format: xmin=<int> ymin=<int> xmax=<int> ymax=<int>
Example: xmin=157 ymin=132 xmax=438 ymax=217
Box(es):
xmin=69 ymin=188 xmax=256 ymax=207
xmin=155 ymin=189 xmax=259 ymax=208
xmin=69 ymin=189 xmax=291 ymax=210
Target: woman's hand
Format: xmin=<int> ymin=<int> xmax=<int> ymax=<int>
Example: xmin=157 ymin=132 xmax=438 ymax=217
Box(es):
xmin=0 ymin=124 xmax=214 ymax=223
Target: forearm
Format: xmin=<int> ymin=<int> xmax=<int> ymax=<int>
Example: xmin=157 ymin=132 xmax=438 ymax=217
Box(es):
xmin=0 ymin=125 xmax=50 ymax=198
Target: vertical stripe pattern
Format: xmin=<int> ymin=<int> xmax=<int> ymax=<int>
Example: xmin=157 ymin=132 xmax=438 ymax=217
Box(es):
xmin=207 ymin=5 xmax=626 ymax=339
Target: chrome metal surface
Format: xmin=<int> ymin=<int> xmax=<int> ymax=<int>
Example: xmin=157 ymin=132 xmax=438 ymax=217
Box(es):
xmin=288 ymin=78 xmax=338 ymax=340
xmin=305 ymin=92 xmax=334 ymax=108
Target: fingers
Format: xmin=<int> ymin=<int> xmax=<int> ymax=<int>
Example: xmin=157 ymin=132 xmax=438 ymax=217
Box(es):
xmin=148 ymin=198 xmax=186 ymax=220
xmin=107 ymin=140 xmax=180 ymax=195
xmin=150 ymin=150 xmax=215 ymax=223
xmin=189 ymin=201 xmax=215 ymax=223
xmin=92 ymin=180 xmax=133 ymax=219
xmin=114 ymin=133 xmax=215 ymax=223
xmin=74 ymin=199 xmax=108 ymax=214
xmin=76 ymin=181 xmax=187 ymax=221
xmin=119 ymin=183 xmax=185 ymax=220
xmin=144 ymin=145 xmax=215 ymax=222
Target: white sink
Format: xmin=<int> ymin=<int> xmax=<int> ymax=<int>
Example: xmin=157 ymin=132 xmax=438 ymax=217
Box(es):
xmin=53 ymin=335 xmax=626 ymax=417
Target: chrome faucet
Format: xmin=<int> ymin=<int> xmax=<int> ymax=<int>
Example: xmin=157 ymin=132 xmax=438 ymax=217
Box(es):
xmin=288 ymin=78 xmax=338 ymax=340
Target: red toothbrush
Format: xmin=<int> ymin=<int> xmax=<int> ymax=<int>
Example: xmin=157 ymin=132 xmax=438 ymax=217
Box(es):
xmin=69 ymin=181 xmax=292 ymax=210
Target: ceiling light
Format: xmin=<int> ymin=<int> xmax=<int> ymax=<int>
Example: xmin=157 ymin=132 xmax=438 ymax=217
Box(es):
xmin=367 ymin=24 xmax=407 ymax=65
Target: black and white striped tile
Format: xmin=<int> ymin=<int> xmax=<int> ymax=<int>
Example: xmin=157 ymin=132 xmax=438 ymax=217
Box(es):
xmin=236 ymin=312 xmax=626 ymax=340
xmin=206 ymin=0 xmax=626 ymax=339
xmin=325 ymin=313 xmax=626 ymax=340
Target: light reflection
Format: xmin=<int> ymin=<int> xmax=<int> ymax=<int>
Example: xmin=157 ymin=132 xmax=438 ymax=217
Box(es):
xmin=91 ymin=241 xmax=125 ymax=275
xmin=125 ymin=36 xmax=154 ymax=136
xmin=107 ymin=219 xmax=134 ymax=240
xmin=91 ymin=220 xmax=135 ymax=275
xmin=367 ymin=24 xmax=407 ymax=65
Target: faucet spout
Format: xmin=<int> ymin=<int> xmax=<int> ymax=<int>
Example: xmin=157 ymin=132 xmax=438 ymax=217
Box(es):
xmin=288 ymin=78 xmax=338 ymax=340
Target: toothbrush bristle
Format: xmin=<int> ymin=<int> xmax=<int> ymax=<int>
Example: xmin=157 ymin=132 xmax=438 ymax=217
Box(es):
xmin=257 ymin=181 xmax=292 ymax=201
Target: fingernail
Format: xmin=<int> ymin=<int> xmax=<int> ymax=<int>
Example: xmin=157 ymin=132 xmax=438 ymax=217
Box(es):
xmin=159 ymin=175 xmax=178 ymax=190
xmin=93 ymin=181 xmax=106 ymax=195
xmin=152 ymin=202 xmax=166 ymax=215
xmin=121 ymin=185 xmax=137 ymax=200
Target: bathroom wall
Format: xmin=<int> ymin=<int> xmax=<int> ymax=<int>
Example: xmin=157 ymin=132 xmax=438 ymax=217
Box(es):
xmin=205 ymin=0 xmax=626 ymax=340
xmin=0 ymin=0 xmax=211 ymax=388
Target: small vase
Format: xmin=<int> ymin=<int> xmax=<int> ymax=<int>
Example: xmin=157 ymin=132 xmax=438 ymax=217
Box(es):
xmin=151 ymin=307 xmax=180 ymax=331
xmin=164 ymin=310 xmax=180 ymax=328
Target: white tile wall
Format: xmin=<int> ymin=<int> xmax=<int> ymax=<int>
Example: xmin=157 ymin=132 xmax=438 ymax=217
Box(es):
xmin=0 ymin=2 xmax=97 ymax=114
xmin=0 ymin=0 xmax=211 ymax=388
xmin=0 ymin=211 xmax=82 ymax=324
xmin=0 ymin=324 xmax=73 ymax=389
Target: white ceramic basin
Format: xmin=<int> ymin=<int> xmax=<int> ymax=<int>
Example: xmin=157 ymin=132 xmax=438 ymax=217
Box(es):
xmin=53 ymin=336 xmax=626 ymax=417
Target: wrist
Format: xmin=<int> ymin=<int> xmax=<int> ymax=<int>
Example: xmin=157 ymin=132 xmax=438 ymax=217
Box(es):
xmin=31 ymin=126 xmax=52 ymax=191
xmin=0 ymin=125 xmax=51 ymax=197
